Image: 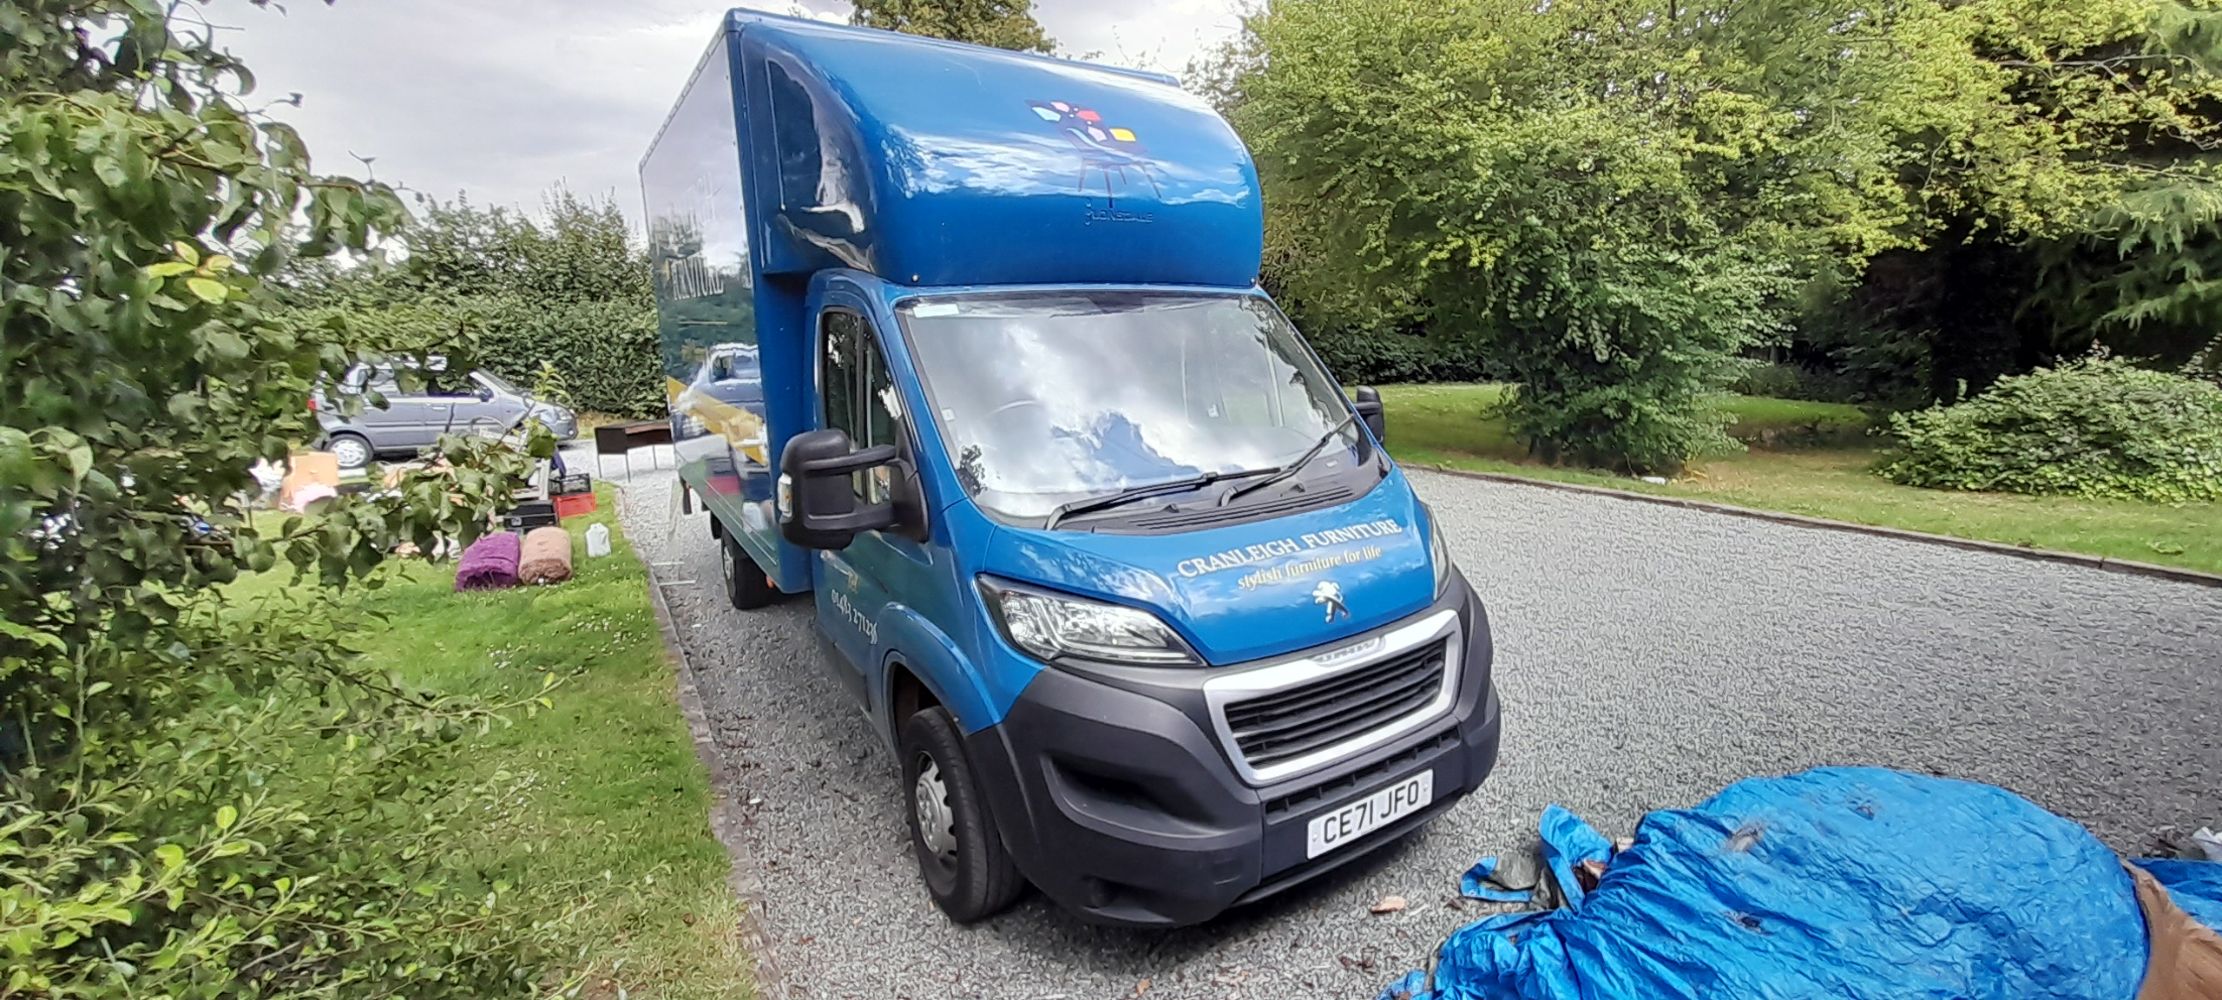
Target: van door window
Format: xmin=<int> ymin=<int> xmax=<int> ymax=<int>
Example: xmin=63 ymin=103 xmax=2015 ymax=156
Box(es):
xmin=820 ymin=310 xmax=900 ymax=504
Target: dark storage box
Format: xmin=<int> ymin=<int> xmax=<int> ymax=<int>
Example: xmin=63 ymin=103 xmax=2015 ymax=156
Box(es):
xmin=500 ymin=500 xmax=559 ymax=532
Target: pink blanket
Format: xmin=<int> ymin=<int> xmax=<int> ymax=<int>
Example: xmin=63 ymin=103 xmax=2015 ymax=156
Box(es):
xmin=518 ymin=526 xmax=573 ymax=584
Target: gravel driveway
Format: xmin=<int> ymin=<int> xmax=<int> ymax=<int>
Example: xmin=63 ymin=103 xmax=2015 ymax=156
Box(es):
xmin=605 ymin=458 xmax=2222 ymax=1000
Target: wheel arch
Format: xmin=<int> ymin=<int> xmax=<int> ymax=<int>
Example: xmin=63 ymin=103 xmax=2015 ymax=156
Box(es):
xmin=871 ymin=606 xmax=997 ymax=744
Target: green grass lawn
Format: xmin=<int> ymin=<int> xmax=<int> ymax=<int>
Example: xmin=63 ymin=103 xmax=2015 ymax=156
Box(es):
xmin=1383 ymin=383 xmax=2222 ymax=575
xmin=231 ymin=489 xmax=748 ymax=998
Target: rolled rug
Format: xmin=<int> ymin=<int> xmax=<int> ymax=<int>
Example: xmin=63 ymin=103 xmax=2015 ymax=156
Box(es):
xmin=454 ymin=531 xmax=522 ymax=591
xmin=518 ymin=525 xmax=574 ymax=584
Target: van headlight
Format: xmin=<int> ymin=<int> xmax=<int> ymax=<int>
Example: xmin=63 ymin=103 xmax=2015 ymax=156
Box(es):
xmin=977 ymin=577 xmax=1199 ymax=666
xmin=1430 ymin=517 xmax=1455 ymax=596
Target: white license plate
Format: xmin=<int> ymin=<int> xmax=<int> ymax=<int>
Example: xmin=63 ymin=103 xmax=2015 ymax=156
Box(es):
xmin=1305 ymin=770 xmax=1434 ymax=859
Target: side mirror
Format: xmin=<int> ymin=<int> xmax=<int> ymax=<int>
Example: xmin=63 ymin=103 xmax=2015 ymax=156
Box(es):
xmin=777 ymin=428 xmax=900 ymax=550
xmin=476 ymin=385 xmax=495 ymax=402
xmin=1352 ymin=386 xmax=1387 ymax=443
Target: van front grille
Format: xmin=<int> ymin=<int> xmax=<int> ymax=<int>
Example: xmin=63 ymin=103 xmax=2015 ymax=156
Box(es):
xmin=1221 ymin=639 xmax=1449 ymax=771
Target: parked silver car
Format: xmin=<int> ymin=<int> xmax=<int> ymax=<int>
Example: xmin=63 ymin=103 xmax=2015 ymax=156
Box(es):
xmin=315 ymin=363 xmax=578 ymax=469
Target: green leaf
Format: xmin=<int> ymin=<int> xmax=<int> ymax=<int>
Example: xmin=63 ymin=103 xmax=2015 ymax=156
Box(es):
xmin=204 ymin=330 xmax=249 ymax=360
xmin=146 ymin=261 xmax=194 ymax=278
xmin=172 ymin=240 xmax=200 ymax=265
xmin=185 ymin=277 xmax=228 ymax=303
xmin=0 ymin=619 xmax=64 ymax=652
xmin=154 ymin=844 xmax=186 ymax=872
xmin=215 ymin=805 xmax=237 ymax=832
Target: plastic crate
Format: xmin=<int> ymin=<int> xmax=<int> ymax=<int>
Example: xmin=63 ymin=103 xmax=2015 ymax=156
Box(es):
xmin=554 ymin=492 xmax=598 ymax=520
xmin=555 ymin=472 xmax=594 ymax=496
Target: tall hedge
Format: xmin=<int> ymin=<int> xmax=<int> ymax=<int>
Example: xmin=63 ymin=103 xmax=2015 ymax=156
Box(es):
xmin=279 ymin=192 xmax=666 ymax=416
xmin=479 ymin=299 xmax=661 ymax=415
xmin=286 ymin=296 xmax=663 ymax=416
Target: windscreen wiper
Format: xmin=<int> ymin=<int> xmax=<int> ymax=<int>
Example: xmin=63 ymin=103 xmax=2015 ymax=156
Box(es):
xmin=1043 ymin=467 xmax=1277 ymax=530
xmin=1218 ymin=411 xmax=1358 ymax=508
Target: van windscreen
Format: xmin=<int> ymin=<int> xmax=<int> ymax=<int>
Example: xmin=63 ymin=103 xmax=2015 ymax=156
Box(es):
xmin=898 ymin=293 xmax=1364 ymax=521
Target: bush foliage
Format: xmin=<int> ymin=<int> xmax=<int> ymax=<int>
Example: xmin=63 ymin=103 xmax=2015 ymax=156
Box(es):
xmin=1 ymin=2 xmax=563 ymax=995
xmin=1881 ymin=359 xmax=2222 ymax=502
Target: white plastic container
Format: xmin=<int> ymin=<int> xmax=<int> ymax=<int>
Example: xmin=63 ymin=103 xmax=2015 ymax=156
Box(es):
xmin=584 ymin=522 xmax=611 ymax=558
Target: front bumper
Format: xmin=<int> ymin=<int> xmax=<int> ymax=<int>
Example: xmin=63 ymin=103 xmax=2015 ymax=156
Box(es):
xmin=964 ymin=574 xmax=1501 ymax=927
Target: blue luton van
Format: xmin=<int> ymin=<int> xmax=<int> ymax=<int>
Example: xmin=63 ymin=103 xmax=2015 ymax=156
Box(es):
xmin=641 ymin=10 xmax=1502 ymax=927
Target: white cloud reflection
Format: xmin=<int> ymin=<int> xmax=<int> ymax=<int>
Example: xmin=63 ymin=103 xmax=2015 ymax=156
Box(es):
xmin=219 ymin=0 xmax=1245 ymax=225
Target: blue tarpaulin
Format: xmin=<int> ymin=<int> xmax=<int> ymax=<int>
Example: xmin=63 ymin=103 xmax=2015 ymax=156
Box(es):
xmin=1386 ymin=767 xmax=2222 ymax=1000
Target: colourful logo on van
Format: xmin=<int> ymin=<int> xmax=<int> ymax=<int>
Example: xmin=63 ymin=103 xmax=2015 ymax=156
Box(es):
xmin=1027 ymin=100 xmax=1159 ymax=206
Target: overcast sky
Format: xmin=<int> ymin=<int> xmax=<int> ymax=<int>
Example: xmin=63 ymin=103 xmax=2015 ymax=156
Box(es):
xmin=218 ymin=1 xmax=1246 ymax=225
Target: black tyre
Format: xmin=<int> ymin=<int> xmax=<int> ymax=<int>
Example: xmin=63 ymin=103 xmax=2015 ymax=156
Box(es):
xmin=718 ymin=532 xmax=778 ymax=610
xmin=900 ymin=706 xmax=1025 ymax=922
xmin=327 ymin=433 xmax=373 ymax=470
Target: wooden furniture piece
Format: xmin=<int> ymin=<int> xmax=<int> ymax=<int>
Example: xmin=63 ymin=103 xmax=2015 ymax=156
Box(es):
xmin=594 ymin=421 xmax=674 ymax=478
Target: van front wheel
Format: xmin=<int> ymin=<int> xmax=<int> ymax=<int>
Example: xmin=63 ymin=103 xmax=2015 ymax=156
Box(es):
xmin=900 ymin=706 xmax=1024 ymax=922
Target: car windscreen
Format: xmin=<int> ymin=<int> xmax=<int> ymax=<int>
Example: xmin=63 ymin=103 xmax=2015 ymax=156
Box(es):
xmin=475 ymin=369 xmax=522 ymax=396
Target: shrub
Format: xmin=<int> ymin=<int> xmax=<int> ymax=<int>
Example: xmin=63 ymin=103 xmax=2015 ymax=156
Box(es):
xmin=1880 ymin=359 xmax=2222 ymax=502
xmin=1730 ymin=360 xmax=1864 ymax=404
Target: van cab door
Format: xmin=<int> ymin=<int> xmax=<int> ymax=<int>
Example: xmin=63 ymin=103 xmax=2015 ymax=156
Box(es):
xmin=810 ymin=297 xmax=930 ymax=700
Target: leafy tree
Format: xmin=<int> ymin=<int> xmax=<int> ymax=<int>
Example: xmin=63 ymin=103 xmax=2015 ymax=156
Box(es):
xmin=850 ymin=0 xmax=1056 ymax=53
xmin=1233 ymin=0 xmax=1795 ymax=472
xmin=1233 ymin=0 xmax=2222 ymax=461
xmin=1 ymin=1 xmax=561 ymax=993
xmin=1806 ymin=1 xmax=2222 ymax=401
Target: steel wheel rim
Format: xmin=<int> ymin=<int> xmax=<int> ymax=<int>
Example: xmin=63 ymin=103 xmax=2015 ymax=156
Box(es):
xmin=332 ymin=438 xmax=368 ymax=468
xmin=913 ymin=754 xmax=957 ymax=859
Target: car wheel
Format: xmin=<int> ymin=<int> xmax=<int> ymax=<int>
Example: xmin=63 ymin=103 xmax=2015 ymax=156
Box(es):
xmin=900 ymin=706 xmax=1025 ymax=923
xmin=719 ymin=532 xmax=777 ymax=610
xmin=328 ymin=433 xmax=372 ymax=470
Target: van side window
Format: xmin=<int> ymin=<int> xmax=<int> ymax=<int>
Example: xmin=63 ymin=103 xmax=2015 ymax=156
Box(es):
xmin=819 ymin=310 xmax=899 ymax=505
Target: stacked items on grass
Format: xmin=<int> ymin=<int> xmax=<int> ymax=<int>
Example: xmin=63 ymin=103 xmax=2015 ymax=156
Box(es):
xmin=454 ymin=526 xmax=580 ymax=591
xmin=552 ymin=472 xmax=596 ymax=519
